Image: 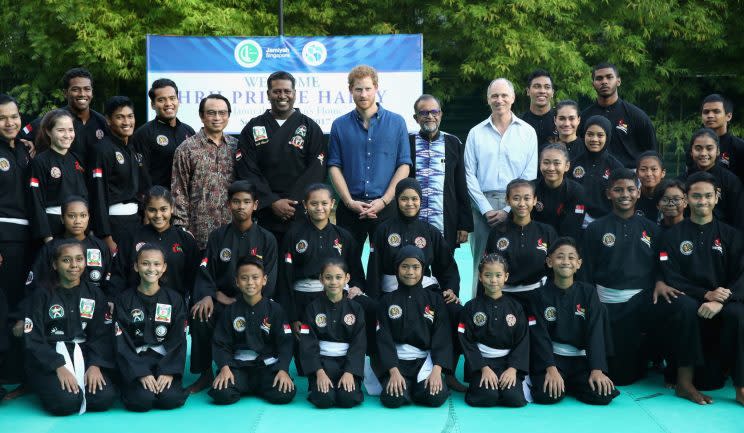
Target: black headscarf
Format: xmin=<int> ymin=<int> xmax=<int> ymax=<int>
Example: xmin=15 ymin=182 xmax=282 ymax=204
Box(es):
xmin=584 ymin=115 xmax=612 ymax=150
xmin=394 ymin=245 xmax=425 ymax=288
xmin=394 ymin=178 xmax=423 ymax=222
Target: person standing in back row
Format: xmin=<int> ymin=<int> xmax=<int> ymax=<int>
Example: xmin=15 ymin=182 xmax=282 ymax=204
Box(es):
xmin=521 ymin=69 xmax=557 ymax=150
xmin=579 ymin=62 xmax=657 ymax=168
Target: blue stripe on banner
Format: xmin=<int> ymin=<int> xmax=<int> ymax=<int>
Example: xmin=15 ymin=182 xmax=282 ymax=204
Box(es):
xmin=146 ymin=34 xmax=422 ymax=73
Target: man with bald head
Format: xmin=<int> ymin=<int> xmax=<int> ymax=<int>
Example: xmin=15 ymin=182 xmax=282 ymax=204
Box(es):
xmin=464 ymin=78 xmax=538 ymax=295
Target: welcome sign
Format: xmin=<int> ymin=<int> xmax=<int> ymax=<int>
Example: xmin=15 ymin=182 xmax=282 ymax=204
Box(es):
xmin=146 ymin=34 xmax=424 ymax=134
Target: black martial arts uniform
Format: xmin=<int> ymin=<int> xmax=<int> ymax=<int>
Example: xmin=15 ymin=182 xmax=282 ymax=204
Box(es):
xmin=108 ymin=224 xmax=200 ymax=301
xmin=189 ymin=222 xmax=277 ymax=373
xmin=28 ymin=149 xmax=88 ymax=240
xmin=569 ymin=146 xmax=624 ymax=222
xmin=208 ymin=297 xmax=295 ymax=405
xmin=659 ymin=218 xmax=744 ymax=389
xmin=0 ymin=288 xmax=9 ymax=398
xmin=718 ymin=132 xmax=744 ymax=185
xmin=678 ymin=164 xmax=744 ymax=231
xmin=375 ymin=251 xmax=452 ymax=408
xmin=24 ymin=281 xmax=116 ymax=415
xmin=580 ymin=99 xmax=657 ymax=168
xmin=533 ymin=177 xmax=587 ymax=239
xmin=90 ymin=135 xmax=145 ymax=247
xmin=235 ymin=109 xmax=327 ymax=243
xmin=562 ymin=137 xmax=586 ymax=161
xmin=458 ymin=294 xmax=529 ymax=407
xmin=635 ymin=193 xmax=660 ymax=224
xmin=583 ymin=213 xmax=702 ymax=384
xmin=114 ymin=286 xmax=188 ymax=411
xmin=299 ymin=295 xmax=366 ymax=408
xmin=521 ymin=108 xmax=557 ymax=150
xmin=130 ymin=117 xmax=195 ymax=189
xmin=531 ymin=280 xmax=619 ymax=405
xmin=278 ymin=218 xmax=365 ymax=322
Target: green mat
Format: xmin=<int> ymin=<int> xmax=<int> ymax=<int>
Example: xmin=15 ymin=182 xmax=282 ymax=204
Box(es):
xmin=1 ymin=243 xmax=742 ymax=432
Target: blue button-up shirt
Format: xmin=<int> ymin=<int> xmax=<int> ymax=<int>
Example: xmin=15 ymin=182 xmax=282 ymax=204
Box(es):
xmin=328 ymin=103 xmax=411 ymax=199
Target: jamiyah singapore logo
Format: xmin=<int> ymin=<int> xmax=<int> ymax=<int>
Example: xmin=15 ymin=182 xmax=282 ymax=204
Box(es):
xmin=235 ymin=39 xmax=263 ymax=68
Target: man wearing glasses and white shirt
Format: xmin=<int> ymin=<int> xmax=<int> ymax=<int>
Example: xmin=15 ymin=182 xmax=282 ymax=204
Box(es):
xmin=464 ymin=78 xmax=538 ymax=295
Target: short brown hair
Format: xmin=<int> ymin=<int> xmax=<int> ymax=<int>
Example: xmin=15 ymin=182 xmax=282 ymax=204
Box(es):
xmin=348 ymin=65 xmax=378 ymax=88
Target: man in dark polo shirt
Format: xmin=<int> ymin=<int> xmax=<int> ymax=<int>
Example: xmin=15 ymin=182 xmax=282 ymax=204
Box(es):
xmin=521 ymin=69 xmax=557 ymax=149
xmin=700 ymin=94 xmax=744 ymax=184
xmin=328 ymin=65 xmax=411 ymax=263
xmin=579 ymin=62 xmax=657 ymax=168
xmin=131 ymin=78 xmax=195 ymax=189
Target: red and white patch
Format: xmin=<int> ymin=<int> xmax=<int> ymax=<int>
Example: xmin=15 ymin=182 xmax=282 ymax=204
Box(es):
xmin=457 ymin=322 xmax=465 ymax=334
xmin=200 ymin=258 xmax=208 ymax=267
xmin=574 ymin=204 xmax=585 ymax=214
xmin=29 ymin=177 xmax=39 ymax=187
xmin=235 ymin=149 xmax=242 ymax=160
xmin=284 ymin=253 xmax=293 ymax=264
xmin=22 ymin=124 xmax=33 ymax=135
xmin=528 ymin=315 xmax=537 ymax=326
xmin=300 ymin=324 xmax=310 ymax=334
xmin=283 ymin=323 xmax=292 ymax=334
xmin=92 ymin=168 xmax=103 ymax=178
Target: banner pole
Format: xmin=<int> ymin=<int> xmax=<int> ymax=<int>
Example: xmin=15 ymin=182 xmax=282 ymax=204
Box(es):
xmin=279 ymin=0 xmax=284 ymax=36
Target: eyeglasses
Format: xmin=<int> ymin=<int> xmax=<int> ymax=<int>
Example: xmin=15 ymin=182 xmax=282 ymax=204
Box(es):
xmin=417 ymin=109 xmax=441 ymax=118
xmin=204 ymin=110 xmax=229 ymax=118
xmin=659 ymin=196 xmax=684 ymax=205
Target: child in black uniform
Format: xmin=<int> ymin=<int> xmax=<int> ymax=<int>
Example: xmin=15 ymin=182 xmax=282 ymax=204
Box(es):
xmin=459 ymin=253 xmax=528 ymax=407
xmin=114 ymin=244 xmax=188 ymax=411
xmin=299 ymin=257 xmax=366 ymax=408
xmin=531 ymin=237 xmax=618 ymax=405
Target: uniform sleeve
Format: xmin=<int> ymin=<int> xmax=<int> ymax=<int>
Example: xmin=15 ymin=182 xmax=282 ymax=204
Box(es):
xmin=429 ymin=296 xmax=453 ymax=372
xmin=155 ymin=296 xmax=187 ymax=376
xmin=297 ymin=307 xmax=322 ymax=376
xmin=28 ymin=158 xmax=52 ymax=240
xmin=91 ymin=148 xmax=113 ymax=237
xmin=343 ymin=305 xmax=366 ymax=377
xmin=130 ymin=126 xmax=153 ymax=191
xmin=24 ymin=291 xmax=66 ymax=373
xmin=560 ymin=183 xmax=587 ymax=239
xmin=271 ymin=303 xmax=293 ymax=372
xmin=262 ymin=231 xmax=279 ymax=300
xmin=579 ymin=223 xmax=599 ymax=284
xmin=170 ymin=146 xmax=191 ymax=228
xmin=277 ymin=232 xmax=298 ymax=321
xmin=658 ymin=233 xmax=708 ymax=301
xmin=365 ymin=227 xmax=384 ymax=300
xmin=287 ymin=121 xmax=327 ymax=203
xmin=114 ymin=296 xmax=152 ymax=382
xmin=453 ymin=136 xmax=474 ymax=232
xmin=107 ymin=240 xmax=133 ymax=298
xmin=212 ymin=306 xmax=235 ymax=369
xmin=181 ymin=229 xmax=201 ymax=300
xmin=506 ymin=303 xmax=530 ymax=374
xmin=639 ymin=111 xmax=658 ymax=154
xmin=725 ymin=228 xmax=744 ymax=302
xmin=376 ymin=298 xmax=399 ymax=372
xmin=585 ymin=288 xmax=611 ymax=372
xmin=193 ymin=235 xmax=219 ymax=300
xmin=457 ymin=303 xmax=487 ymax=373
xmin=84 ymin=289 xmax=115 ymax=369
xmin=345 ymin=234 xmax=366 ymax=291
xmin=530 ymin=303 xmax=557 ymax=373
xmin=235 ymin=123 xmax=280 ymax=209
xmin=430 ymin=228 xmax=460 ymax=296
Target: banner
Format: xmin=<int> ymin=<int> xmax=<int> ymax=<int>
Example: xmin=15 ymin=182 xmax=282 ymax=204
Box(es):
xmin=146 ymin=35 xmax=423 ymax=134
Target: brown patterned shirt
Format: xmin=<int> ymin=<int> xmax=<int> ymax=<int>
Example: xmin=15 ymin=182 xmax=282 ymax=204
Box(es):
xmin=171 ymin=128 xmax=237 ymax=249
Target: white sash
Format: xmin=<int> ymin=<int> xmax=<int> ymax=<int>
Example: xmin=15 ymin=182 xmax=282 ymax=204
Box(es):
xmin=596 ymin=284 xmax=643 ymax=304
xmin=234 ymin=349 xmax=258 ymax=361
xmin=552 ymin=342 xmax=586 ymax=357
xmin=477 ymin=343 xmax=511 ymax=358
xmin=0 ymin=217 xmax=29 ymax=225
xmin=503 ymin=276 xmax=546 ymax=293
xmin=319 ymin=341 xmax=349 ymax=357
xmin=55 ymin=340 xmax=86 ymax=414
xmin=395 ymin=344 xmax=433 ymax=383
xmin=45 ymin=206 xmax=62 ymax=215
xmin=108 ymin=202 xmax=138 ymax=216
xmin=293 ymin=278 xmax=324 ymax=293
xmin=135 ymin=345 xmax=167 ymax=356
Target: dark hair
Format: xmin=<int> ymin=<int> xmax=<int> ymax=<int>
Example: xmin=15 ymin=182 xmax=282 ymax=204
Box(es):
xmin=608 ymin=167 xmax=638 ymax=186
xmin=236 ymin=255 xmax=265 ymax=273
xmin=636 ymin=151 xmax=664 ymax=169
xmin=540 ymin=143 xmax=570 ymax=161
xmin=654 ymin=178 xmax=687 ymax=204
xmin=104 ymin=96 xmax=134 ymax=117
xmin=592 ymin=62 xmax=619 ymax=78
xmin=227 ymin=180 xmax=257 ymax=200
xmin=478 ymin=253 xmax=509 ymax=273
xmin=0 ymin=93 xmax=18 ymax=107
xmin=319 ymin=257 xmax=349 ymax=275
xmin=135 ymin=243 xmax=166 ymax=262
xmin=267 ymin=71 xmax=296 ymax=89
xmin=198 ymin=94 xmax=231 ymax=115
xmin=148 ymin=78 xmax=179 ymax=103
xmin=554 ymin=99 xmax=580 ymax=116
xmin=61 ymin=67 xmax=93 ymax=90
xmin=47 ymin=239 xmax=85 ymax=288
xmin=144 ymin=185 xmax=175 ymax=207
xmin=526 ymin=69 xmax=553 ymax=87
xmin=413 ymin=94 xmax=443 ymax=113
xmin=547 ymin=236 xmax=581 ymax=258
xmin=701 ymin=93 xmax=733 ymax=114
xmin=689 ymin=128 xmax=719 ymax=150
xmin=506 ymin=178 xmax=535 ymax=198
xmin=686 ymin=171 xmax=719 ymax=191
xmin=61 ymin=195 xmax=89 ymax=214
xmin=304 ymin=183 xmax=334 ymax=201
xmin=36 ymin=109 xmax=75 ymax=154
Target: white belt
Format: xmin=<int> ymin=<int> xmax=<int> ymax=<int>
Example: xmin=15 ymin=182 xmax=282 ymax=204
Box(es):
xmin=596 ymin=284 xmax=643 ymax=304
xmin=45 ymin=206 xmax=62 ymax=215
xmin=477 ymin=343 xmax=511 ymax=358
xmin=293 ymin=278 xmax=324 ymax=293
xmin=108 ymin=202 xmax=138 ymax=216
xmin=234 ymin=349 xmax=278 ymax=366
xmin=395 ymin=344 xmax=434 ymax=383
xmin=552 ymin=342 xmax=586 ymax=357
xmin=382 ymin=274 xmax=439 ymax=293
xmin=503 ymin=276 xmax=546 ymax=293
xmin=582 ymin=213 xmax=596 ymax=229
xmin=0 ymin=217 xmax=29 ymax=225
xmin=135 ymin=344 xmax=167 ymax=356
xmin=56 ymin=341 xmax=86 ymax=414
xmin=319 ymin=341 xmax=349 ymax=357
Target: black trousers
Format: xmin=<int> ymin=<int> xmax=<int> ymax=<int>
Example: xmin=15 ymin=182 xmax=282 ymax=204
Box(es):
xmin=28 ymin=367 xmax=117 ymax=416
xmin=208 ymin=364 xmax=296 ymax=405
xmin=465 ymin=357 xmax=526 ymax=407
xmin=335 ymin=200 xmax=395 ymax=265
xmin=120 ymin=351 xmax=188 ymax=412
xmin=307 ymin=355 xmax=363 ymax=409
xmin=605 ymin=290 xmax=703 ymax=385
xmin=189 ymin=302 xmax=225 ymax=374
xmin=531 ymin=355 xmax=619 ymax=406
xmin=379 ymin=358 xmax=449 ymax=408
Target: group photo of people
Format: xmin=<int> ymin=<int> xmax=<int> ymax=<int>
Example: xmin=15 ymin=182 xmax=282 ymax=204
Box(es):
xmin=1 ymin=60 xmax=743 ymax=419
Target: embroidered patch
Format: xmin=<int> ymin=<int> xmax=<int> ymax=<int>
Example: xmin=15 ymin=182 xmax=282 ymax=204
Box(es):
xmin=220 ymin=248 xmax=232 ymax=262
xmin=544 ymin=306 xmax=557 ymax=322
xmin=289 ymin=135 xmax=304 ymax=150
xmin=86 ymin=248 xmax=102 ymax=267
xmin=79 ymin=298 xmax=95 ymax=319
xmin=24 ymin=318 xmax=33 ymax=333
xmin=135 ymin=242 xmax=146 ymax=252
xmin=712 ymin=238 xmax=723 ymax=254
xmin=496 ymin=237 xmax=509 ymax=251
xmin=423 ymin=305 xmax=435 ymax=322
xmin=50 ymin=166 xmax=62 ymax=178
xmin=572 ymin=166 xmax=585 ymax=179
xmin=89 ymin=270 xmax=101 ymax=281
xmin=333 ymin=238 xmax=343 ymax=255
xmin=315 ymin=313 xmax=327 ymax=328
xmin=96 ymin=129 xmax=104 ymax=140
xmin=49 ymin=304 xmax=64 ymax=319
xmin=473 ymin=312 xmax=487 ymax=327
xmin=414 ymin=236 xmax=427 ymax=249
xmin=131 ymin=309 xmax=145 ymax=322
xmin=616 ymin=119 xmax=629 ymax=134
xmin=0 ymin=158 xmax=9 ymax=171
xmin=388 ymin=304 xmax=402 ymax=319
xmin=295 ymin=240 xmax=308 ymax=253
xmin=575 ymin=304 xmax=586 ymax=319
xmin=233 ymin=316 xmax=246 ymax=332
xmin=155 ymin=303 xmax=172 ymax=323
xmin=115 ymin=151 xmax=125 ymax=165
xmin=387 ymin=233 xmax=401 ymax=247
xmin=680 ymin=240 xmax=693 ymax=256
xmin=535 ymin=201 xmax=544 ymax=212
xmin=640 ymin=230 xmax=651 ymax=248
xmin=505 ymin=314 xmax=516 ymax=327
xmin=252 ymin=126 xmax=268 ymax=142
xmin=536 ymin=238 xmax=548 ymax=253
xmin=602 ymin=233 xmax=616 ymax=247
xmin=260 ymin=316 xmax=271 ymax=334
xmin=156 ymin=135 xmax=169 ymax=146
xmin=344 ymin=313 xmax=356 ymax=326
xmin=155 ymin=325 xmax=168 ymax=337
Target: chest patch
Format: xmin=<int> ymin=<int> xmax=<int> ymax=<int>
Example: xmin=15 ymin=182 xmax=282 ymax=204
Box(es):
xmin=388 ymin=304 xmax=402 ymax=319
xmin=315 ymin=313 xmax=327 ymax=328
xmin=233 ymin=316 xmax=246 ymax=332
xmin=0 ymin=158 xmax=9 ymax=171
xmin=49 ymin=304 xmax=64 ymax=319
xmin=79 ymin=298 xmax=95 ymax=319
xmin=473 ymin=311 xmax=487 ymax=327
xmin=414 ymin=236 xmax=427 ymax=249
xmin=572 ymin=166 xmax=585 ymax=179
xmin=544 ymin=306 xmax=557 ymax=322
xmin=387 ymin=233 xmax=401 ymax=247
xmin=602 ymin=233 xmax=616 ymax=247
xmin=155 ymin=303 xmax=172 ymax=323
xmin=86 ymin=249 xmax=102 ymax=267
xmin=344 ymin=313 xmax=356 ymax=326
xmin=505 ymin=314 xmax=516 ymax=327
xmin=253 ymin=126 xmax=268 ymax=143
xmin=220 ymin=248 xmax=232 ymax=262
xmin=156 ymin=135 xmax=169 ymax=146
xmin=496 ymin=237 xmax=509 ymax=251
xmin=115 ymin=151 xmax=125 ymax=165
xmin=50 ymin=166 xmax=62 ymax=178
xmin=680 ymin=240 xmax=693 ymax=256
xmin=295 ymin=240 xmax=308 ymax=253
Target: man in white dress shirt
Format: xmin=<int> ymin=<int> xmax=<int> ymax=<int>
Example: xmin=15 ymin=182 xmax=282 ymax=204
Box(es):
xmin=464 ymin=78 xmax=538 ymax=295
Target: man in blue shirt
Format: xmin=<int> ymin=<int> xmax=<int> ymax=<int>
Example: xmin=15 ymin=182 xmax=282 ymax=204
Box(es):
xmin=328 ymin=65 xmax=411 ymax=266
